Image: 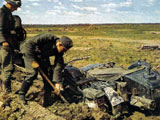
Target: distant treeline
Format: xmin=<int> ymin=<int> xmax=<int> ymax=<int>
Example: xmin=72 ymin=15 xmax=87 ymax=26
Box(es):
xmin=23 ymin=23 xmax=160 ymax=28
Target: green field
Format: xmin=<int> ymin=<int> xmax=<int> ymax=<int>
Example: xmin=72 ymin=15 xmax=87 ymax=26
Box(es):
xmin=24 ymin=24 xmax=160 ymax=69
xmin=0 ymin=24 xmax=160 ymax=120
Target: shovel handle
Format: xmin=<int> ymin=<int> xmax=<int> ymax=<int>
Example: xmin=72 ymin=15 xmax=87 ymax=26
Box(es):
xmin=38 ymin=67 xmax=68 ymax=103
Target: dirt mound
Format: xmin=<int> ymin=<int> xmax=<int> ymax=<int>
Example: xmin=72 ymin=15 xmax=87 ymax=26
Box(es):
xmin=48 ymin=102 xmax=111 ymax=120
xmin=0 ymin=69 xmax=160 ymax=120
xmin=0 ymin=70 xmax=112 ymax=120
xmin=0 ymin=93 xmax=65 ymax=120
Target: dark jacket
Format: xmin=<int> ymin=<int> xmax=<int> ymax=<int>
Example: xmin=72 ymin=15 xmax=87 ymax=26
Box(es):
xmin=0 ymin=5 xmax=15 ymax=45
xmin=21 ymin=33 xmax=64 ymax=83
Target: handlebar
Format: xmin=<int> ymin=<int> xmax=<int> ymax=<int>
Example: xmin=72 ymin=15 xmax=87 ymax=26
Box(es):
xmin=66 ymin=56 xmax=91 ymax=65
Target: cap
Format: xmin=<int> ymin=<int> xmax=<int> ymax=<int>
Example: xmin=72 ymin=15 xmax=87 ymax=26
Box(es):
xmin=60 ymin=36 xmax=73 ymax=49
xmin=5 ymin=0 xmax=21 ymax=7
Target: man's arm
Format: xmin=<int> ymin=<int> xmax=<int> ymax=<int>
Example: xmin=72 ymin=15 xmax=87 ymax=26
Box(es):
xmin=0 ymin=9 xmax=9 ymax=43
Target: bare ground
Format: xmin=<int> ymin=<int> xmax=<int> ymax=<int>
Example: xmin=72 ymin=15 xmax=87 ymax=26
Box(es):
xmin=0 ymin=68 xmax=160 ymax=120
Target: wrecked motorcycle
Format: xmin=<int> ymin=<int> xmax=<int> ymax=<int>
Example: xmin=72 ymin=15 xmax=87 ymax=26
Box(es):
xmin=14 ymin=55 xmax=160 ymax=115
xmin=62 ymin=58 xmax=160 ymax=115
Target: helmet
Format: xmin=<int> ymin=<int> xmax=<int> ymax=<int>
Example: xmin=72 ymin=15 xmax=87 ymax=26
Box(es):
xmin=5 ymin=0 xmax=22 ymax=7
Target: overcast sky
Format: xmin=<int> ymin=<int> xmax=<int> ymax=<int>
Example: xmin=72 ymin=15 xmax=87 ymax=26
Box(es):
xmin=0 ymin=0 xmax=160 ymax=24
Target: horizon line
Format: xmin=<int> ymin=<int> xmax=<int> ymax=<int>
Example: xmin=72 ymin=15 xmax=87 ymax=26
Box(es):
xmin=23 ymin=23 xmax=160 ymax=26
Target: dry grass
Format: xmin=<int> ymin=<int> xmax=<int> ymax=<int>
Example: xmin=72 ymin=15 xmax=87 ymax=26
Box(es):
xmin=24 ymin=24 xmax=160 ymax=69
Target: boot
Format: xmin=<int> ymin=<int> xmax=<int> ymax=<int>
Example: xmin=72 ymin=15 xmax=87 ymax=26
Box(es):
xmin=43 ymin=83 xmax=52 ymax=107
xmin=0 ymin=80 xmax=4 ymax=92
xmin=18 ymin=81 xmax=30 ymax=105
xmin=4 ymin=80 xmax=11 ymax=94
xmin=43 ymin=92 xmax=51 ymax=107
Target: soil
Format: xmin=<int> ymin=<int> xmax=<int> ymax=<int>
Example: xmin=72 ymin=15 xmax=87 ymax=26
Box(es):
xmin=0 ymin=68 xmax=160 ymax=120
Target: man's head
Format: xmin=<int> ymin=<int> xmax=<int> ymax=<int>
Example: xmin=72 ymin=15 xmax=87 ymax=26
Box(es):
xmin=56 ymin=36 xmax=73 ymax=53
xmin=5 ymin=0 xmax=21 ymax=12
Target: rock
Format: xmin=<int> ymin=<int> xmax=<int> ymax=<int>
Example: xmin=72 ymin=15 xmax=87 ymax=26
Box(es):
xmin=141 ymin=45 xmax=159 ymax=50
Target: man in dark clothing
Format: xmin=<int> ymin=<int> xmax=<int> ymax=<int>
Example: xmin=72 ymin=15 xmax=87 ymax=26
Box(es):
xmin=0 ymin=0 xmax=22 ymax=93
xmin=18 ymin=33 xmax=73 ymax=105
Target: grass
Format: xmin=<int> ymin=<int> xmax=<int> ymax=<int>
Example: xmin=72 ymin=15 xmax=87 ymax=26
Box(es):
xmin=23 ymin=24 xmax=160 ymax=69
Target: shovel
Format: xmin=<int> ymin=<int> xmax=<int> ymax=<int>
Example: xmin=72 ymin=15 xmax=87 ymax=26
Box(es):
xmin=37 ymin=67 xmax=69 ymax=103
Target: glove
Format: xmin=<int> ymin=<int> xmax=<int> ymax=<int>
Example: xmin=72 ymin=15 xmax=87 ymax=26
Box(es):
xmin=55 ymin=83 xmax=63 ymax=95
xmin=2 ymin=42 xmax=9 ymax=51
xmin=2 ymin=42 xmax=9 ymax=46
xmin=32 ymin=61 xmax=39 ymax=69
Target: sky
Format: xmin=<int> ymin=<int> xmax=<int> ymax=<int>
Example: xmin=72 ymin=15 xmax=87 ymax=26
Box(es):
xmin=0 ymin=0 xmax=160 ymax=24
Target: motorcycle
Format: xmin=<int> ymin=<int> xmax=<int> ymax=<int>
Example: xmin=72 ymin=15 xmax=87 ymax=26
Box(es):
xmin=14 ymin=56 xmax=160 ymax=115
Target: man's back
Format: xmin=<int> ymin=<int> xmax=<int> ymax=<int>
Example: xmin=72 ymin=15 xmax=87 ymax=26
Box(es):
xmin=20 ymin=33 xmax=61 ymax=59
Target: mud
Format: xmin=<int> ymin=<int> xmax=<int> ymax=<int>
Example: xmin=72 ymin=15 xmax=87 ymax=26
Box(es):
xmin=0 ymin=69 xmax=160 ymax=120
